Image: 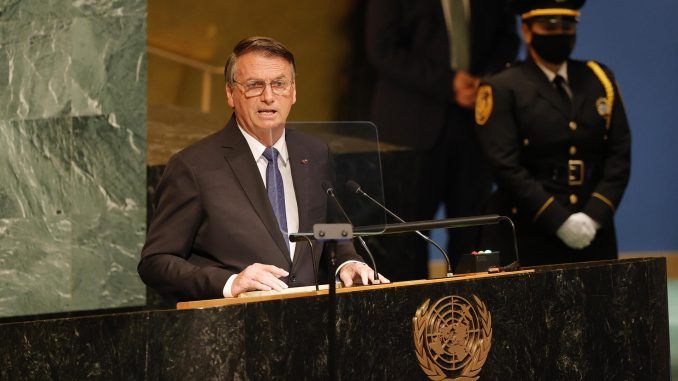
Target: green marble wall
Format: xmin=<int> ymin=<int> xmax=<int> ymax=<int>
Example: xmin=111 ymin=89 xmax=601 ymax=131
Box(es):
xmin=0 ymin=0 xmax=147 ymax=316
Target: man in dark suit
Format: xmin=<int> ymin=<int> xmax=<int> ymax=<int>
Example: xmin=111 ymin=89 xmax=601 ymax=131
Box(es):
xmin=365 ymin=0 xmax=519 ymax=280
xmin=474 ymin=0 xmax=631 ymax=266
xmin=138 ymin=37 xmax=386 ymax=301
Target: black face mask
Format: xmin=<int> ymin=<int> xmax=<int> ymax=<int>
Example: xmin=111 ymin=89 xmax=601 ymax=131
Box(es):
xmin=531 ymin=33 xmax=576 ymax=64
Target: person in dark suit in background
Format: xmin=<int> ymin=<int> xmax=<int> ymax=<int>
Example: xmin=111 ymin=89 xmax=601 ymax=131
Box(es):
xmin=365 ymin=0 xmax=519 ymax=280
xmin=474 ymin=0 xmax=631 ymax=266
xmin=138 ymin=37 xmax=387 ymax=301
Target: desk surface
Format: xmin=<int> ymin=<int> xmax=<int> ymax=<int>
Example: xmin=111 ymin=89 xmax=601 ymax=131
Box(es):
xmin=176 ymin=269 xmax=535 ymax=310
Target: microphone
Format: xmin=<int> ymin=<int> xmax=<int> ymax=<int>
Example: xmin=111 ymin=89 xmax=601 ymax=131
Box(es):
xmin=321 ymin=181 xmax=382 ymax=284
xmin=345 ymin=180 xmax=453 ymax=277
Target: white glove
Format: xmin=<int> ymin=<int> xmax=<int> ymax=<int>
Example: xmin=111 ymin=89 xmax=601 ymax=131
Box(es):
xmin=578 ymin=212 xmax=601 ymax=231
xmin=556 ymin=212 xmax=598 ymax=249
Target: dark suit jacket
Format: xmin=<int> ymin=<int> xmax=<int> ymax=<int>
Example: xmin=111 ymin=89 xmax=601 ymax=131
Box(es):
xmin=366 ymin=0 xmax=519 ymax=149
xmin=138 ymin=116 xmax=361 ymax=300
xmin=476 ymin=59 xmax=631 ymax=265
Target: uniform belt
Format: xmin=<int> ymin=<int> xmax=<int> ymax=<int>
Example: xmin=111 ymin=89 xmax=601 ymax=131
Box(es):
xmin=567 ymin=159 xmax=585 ymax=186
xmin=531 ymin=160 xmax=600 ymax=186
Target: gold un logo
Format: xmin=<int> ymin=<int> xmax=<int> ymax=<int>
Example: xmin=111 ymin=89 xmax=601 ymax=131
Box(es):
xmin=413 ymin=295 xmax=492 ymax=381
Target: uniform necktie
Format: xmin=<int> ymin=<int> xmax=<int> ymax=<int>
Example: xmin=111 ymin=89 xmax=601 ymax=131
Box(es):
xmin=553 ymin=75 xmax=572 ymax=107
xmin=262 ymin=147 xmax=289 ymax=250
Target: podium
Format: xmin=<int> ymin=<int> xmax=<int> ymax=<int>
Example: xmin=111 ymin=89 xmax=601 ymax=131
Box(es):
xmin=0 ymin=258 xmax=670 ymax=380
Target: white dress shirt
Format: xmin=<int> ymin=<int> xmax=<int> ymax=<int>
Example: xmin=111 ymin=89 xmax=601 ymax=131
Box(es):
xmin=535 ymin=60 xmax=571 ymax=98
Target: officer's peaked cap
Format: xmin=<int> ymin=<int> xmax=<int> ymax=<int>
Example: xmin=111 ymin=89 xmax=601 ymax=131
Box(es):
xmin=511 ymin=0 xmax=586 ymax=20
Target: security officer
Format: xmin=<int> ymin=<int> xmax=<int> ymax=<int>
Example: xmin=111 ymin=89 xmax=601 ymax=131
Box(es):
xmin=474 ymin=0 xmax=631 ymax=266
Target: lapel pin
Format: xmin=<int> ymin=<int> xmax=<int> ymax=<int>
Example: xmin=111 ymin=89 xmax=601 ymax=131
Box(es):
xmin=300 ymin=159 xmax=309 ymax=165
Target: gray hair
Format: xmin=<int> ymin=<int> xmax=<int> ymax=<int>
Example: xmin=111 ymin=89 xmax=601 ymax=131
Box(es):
xmin=224 ymin=36 xmax=296 ymax=86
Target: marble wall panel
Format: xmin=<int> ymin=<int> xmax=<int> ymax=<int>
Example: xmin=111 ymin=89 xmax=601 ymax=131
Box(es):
xmin=0 ymin=312 xmax=147 ymax=380
xmin=69 ymin=114 xmax=146 ymax=310
xmin=0 ymin=114 xmax=146 ymax=315
xmin=244 ymin=297 xmax=329 ymax=380
xmin=0 ymin=0 xmax=72 ymax=21
xmin=70 ymin=15 xmax=146 ymax=116
xmin=0 ymin=0 xmax=146 ymax=21
xmin=0 ymin=0 xmax=147 ymax=317
xmin=71 ymin=0 xmax=146 ymax=18
xmin=0 ymin=118 xmax=73 ymax=316
xmin=335 ymin=286 xmax=403 ymax=378
xmin=0 ymin=216 xmax=71 ymax=316
xmin=0 ymin=118 xmax=73 ymax=219
xmin=70 ymin=114 xmax=145 ymax=215
xmin=0 ymin=19 xmax=72 ymax=120
xmin=147 ymin=308 xmax=246 ymax=380
xmin=0 ymin=14 xmax=146 ymax=120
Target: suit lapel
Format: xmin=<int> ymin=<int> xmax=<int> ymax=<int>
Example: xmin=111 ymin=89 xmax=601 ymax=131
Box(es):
xmin=286 ymin=129 xmax=312 ymax=268
xmin=220 ymin=117 xmax=291 ymax=264
xmin=524 ymin=59 xmax=572 ymax=119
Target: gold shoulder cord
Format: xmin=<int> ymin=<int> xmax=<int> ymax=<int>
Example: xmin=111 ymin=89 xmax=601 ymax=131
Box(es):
xmin=587 ymin=62 xmax=618 ymax=213
xmin=586 ymin=61 xmax=614 ymax=130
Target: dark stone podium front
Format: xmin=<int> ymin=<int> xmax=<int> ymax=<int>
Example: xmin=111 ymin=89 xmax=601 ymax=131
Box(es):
xmin=0 ymin=258 xmax=670 ymax=380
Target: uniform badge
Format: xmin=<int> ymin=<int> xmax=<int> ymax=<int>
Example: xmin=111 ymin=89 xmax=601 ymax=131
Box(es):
xmin=413 ymin=295 xmax=492 ymax=380
xmin=475 ymin=85 xmax=493 ymax=126
xmin=596 ymin=97 xmax=610 ymax=117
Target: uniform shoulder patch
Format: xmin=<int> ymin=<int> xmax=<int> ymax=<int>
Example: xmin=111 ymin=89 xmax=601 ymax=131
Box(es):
xmin=475 ymin=85 xmax=493 ymax=126
xmin=586 ymin=61 xmax=614 ymax=130
xmin=596 ymin=97 xmax=610 ymax=117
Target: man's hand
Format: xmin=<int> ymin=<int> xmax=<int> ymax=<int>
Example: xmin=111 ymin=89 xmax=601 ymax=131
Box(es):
xmin=556 ymin=212 xmax=598 ymax=249
xmin=453 ymin=70 xmax=480 ymax=109
xmin=338 ymin=262 xmax=390 ymax=287
xmin=231 ymin=263 xmax=289 ymax=297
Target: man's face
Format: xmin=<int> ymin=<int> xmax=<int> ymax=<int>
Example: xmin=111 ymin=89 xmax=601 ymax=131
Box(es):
xmin=226 ymin=52 xmax=296 ymax=144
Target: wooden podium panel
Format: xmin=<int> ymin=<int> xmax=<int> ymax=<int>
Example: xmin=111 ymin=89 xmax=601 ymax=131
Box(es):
xmin=0 ymin=258 xmax=670 ymax=380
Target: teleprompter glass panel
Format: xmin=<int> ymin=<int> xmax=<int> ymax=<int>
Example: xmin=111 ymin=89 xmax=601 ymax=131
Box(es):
xmin=281 ymin=122 xmax=386 ymax=237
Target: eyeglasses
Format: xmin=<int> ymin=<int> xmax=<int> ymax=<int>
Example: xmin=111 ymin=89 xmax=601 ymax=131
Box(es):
xmin=233 ymin=78 xmax=294 ymax=97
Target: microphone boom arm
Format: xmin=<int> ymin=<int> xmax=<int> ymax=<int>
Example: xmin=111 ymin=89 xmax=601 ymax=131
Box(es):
xmin=353 ymin=215 xmax=504 ymax=235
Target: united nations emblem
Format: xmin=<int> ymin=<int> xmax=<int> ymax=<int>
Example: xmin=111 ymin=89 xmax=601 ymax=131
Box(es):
xmin=475 ymin=85 xmax=493 ymax=126
xmin=596 ymin=97 xmax=610 ymax=117
xmin=413 ymin=295 xmax=492 ymax=381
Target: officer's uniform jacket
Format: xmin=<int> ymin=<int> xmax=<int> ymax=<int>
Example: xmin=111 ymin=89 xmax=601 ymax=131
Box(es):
xmin=475 ymin=58 xmax=631 ymax=265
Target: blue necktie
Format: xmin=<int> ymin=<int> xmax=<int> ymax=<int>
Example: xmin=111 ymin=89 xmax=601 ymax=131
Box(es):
xmin=262 ymin=147 xmax=289 ymax=250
